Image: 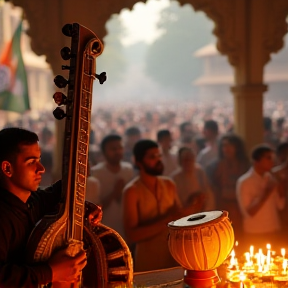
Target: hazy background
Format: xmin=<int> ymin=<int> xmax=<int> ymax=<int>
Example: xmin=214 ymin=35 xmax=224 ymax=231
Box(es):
xmin=94 ymin=0 xmax=217 ymax=107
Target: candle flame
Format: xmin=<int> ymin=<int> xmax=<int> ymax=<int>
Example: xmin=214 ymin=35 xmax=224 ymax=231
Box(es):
xmin=267 ymin=243 xmax=271 ymax=250
xmin=250 ymin=245 xmax=254 ymax=257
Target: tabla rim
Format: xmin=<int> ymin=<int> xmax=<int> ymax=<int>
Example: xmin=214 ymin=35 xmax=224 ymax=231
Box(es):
xmin=167 ymin=210 xmax=229 ymax=229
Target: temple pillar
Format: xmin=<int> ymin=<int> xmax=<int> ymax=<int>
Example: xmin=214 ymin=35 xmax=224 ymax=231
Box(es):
xmin=232 ymin=85 xmax=267 ymax=153
xmin=229 ymin=0 xmax=288 ymax=153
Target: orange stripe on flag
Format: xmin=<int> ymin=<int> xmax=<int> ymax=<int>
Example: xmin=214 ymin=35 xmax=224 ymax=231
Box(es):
xmin=0 ymin=40 xmax=12 ymax=66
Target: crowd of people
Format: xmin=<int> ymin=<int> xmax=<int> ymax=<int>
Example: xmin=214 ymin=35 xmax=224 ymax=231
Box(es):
xmin=85 ymin=116 xmax=288 ymax=270
xmin=1 ymin=99 xmax=288 ymax=286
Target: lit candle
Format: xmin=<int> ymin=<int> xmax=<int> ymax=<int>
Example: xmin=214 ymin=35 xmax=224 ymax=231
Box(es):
xmin=281 ymin=248 xmax=286 ymax=259
xmin=259 ymin=249 xmax=265 ymax=267
xmin=245 ymin=252 xmax=250 ymax=264
xmin=250 ymin=245 xmax=254 ymax=258
xmin=283 ymin=259 xmax=287 ymax=274
xmin=239 ymin=271 xmax=246 ymax=288
xmin=230 ymin=249 xmax=236 ymax=267
xmin=266 ymin=244 xmax=271 ymax=267
xmin=256 ymin=252 xmax=260 ymax=266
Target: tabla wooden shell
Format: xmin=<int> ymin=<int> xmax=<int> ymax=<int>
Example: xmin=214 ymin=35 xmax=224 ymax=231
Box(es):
xmin=168 ymin=210 xmax=234 ymax=271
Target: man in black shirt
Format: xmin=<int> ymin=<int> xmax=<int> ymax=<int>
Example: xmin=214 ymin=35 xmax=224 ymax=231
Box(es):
xmin=0 ymin=128 xmax=88 ymax=287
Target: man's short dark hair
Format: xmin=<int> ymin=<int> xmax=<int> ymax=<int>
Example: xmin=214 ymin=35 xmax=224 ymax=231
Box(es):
xmin=179 ymin=122 xmax=191 ymax=133
xmin=204 ymin=120 xmax=218 ymax=133
xmin=178 ymin=147 xmax=193 ymax=161
xmin=251 ymin=144 xmax=273 ymax=161
xmin=0 ymin=127 xmax=39 ymax=163
xmin=133 ymin=139 xmax=158 ymax=163
xmin=157 ymin=129 xmax=171 ymax=142
xmin=276 ymin=142 xmax=288 ymax=156
xmin=100 ymin=134 xmax=122 ymax=153
xmin=125 ymin=126 xmax=141 ymax=137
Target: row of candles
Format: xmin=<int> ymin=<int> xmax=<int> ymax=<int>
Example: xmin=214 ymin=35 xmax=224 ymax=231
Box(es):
xmin=227 ymin=243 xmax=288 ymax=286
xmin=230 ymin=244 xmax=287 ymax=274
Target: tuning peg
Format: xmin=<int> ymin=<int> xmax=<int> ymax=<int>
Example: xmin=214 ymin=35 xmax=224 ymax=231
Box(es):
xmin=60 ymin=47 xmax=71 ymax=60
xmin=62 ymin=65 xmax=70 ymax=70
xmin=53 ymin=92 xmax=67 ymax=106
xmin=62 ymin=24 xmax=73 ymax=37
xmin=53 ymin=107 xmax=67 ymax=120
xmin=95 ymin=72 xmax=107 ymax=84
xmin=54 ymin=75 xmax=69 ymax=88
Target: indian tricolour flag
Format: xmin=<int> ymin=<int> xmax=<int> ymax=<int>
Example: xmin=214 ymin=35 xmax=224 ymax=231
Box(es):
xmin=0 ymin=21 xmax=30 ymax=113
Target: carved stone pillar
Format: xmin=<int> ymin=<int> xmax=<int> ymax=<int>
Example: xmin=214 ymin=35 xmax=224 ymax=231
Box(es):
xmin=232 ymin=84 xmax=267 ymax=153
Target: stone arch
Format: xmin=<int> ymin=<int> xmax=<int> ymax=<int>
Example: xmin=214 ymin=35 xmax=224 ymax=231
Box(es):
xmin=5 ymin=0 xmax=288 ymax=153
xmin=5 ymin=0 xmax=238 ymax=73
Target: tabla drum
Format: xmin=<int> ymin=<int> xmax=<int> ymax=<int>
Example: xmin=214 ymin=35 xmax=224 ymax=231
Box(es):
xmin=168 ymin=211 xmax=234 ymax=288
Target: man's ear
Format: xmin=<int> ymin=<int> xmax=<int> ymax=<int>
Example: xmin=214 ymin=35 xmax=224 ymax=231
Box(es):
xmin=1 ymin=161 xmax=13 ymax=177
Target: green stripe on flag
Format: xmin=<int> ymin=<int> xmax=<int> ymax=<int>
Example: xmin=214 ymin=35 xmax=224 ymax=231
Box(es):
xmin=0 ymin=21 xmax=30 ymax=113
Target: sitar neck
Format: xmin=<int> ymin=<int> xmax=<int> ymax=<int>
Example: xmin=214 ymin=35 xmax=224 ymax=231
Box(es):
xmin=54 ymin=23 xmax=104 ymax=242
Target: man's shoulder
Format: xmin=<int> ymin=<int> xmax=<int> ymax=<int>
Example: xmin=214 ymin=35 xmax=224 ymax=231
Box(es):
xmin=123 ymin=177 xmax=140 ymax=193
xmin=158 ymin=176 xmax=176 ymax=188
xmin=87 ymin=175 xmax=99 ymax=184
xmin=272 ymin=163 xmax=286 ymax=175
xmin=237 ymin=168 xmax=253 ymax=185
xmin=0 ymin=201 xmax=17 ymax=233
xmin=120 ymin=161 xmax=134 ymax=170
xmin=198 ymin=146 xmax=211 ymax=157
xmin=91 ymin=162 xmax=105 ymax=172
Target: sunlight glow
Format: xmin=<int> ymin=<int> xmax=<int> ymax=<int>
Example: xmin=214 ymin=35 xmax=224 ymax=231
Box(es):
xmin=119 ymin=0 xmax=170 ymax=46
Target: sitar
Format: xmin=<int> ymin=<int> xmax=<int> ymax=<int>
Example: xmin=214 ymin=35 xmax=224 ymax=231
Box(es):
xmin=26 ymin=23 xmax=133 ymax=288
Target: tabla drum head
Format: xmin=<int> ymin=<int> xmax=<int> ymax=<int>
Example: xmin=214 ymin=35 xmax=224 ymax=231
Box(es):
xmin=168 ymin=210 xmax=223 ymax=228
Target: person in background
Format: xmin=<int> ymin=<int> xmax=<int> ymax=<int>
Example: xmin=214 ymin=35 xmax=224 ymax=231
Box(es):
xmin=85 ymin=162 xmax=100 ymax=205
xmin=206 ymin=134 xmax=250 ymax=240
xmin=91 ymin=134 xmax=134 ymax=238
xmin=123 ymin=126 xmax=142 ymax=164
xmin=156 ymin=129 xmax=178 ymax=176
xmin=178 ymin=121 xmax=198 ymax=153
xmin=171 ymin=147 xmax=214 ymax=212
xmin=236 ymin=144 xmax=285 ymax=251
xmin=272 ymin=142 xmax=288 ymax=236
xmin=263 ymin=116 xmax=279 ymax=149
xmin=196 ymin=120 xmax=219 ymax=169
xmin=274 ymin=142 xmax=288 ymax=165
xmin=123 ymin=140 xmax=196 ymax=272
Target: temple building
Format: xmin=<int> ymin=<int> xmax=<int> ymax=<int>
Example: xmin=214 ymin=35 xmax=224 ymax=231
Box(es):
xmin=193 ymin=37 xmax=288 ymax=103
